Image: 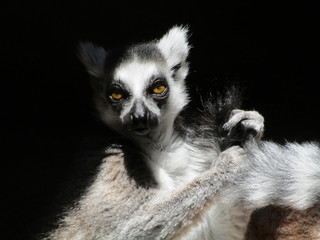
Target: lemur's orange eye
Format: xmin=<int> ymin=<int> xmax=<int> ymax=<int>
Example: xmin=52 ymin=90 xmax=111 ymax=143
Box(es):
xmin=111 ymin=93 xmax=123 ymax=100
xmin=153 ymin=85 xmax=166 ymax=94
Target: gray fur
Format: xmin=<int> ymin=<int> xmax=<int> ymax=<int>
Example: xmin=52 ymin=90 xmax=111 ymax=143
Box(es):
xmin=128 ymin=43 xmax=165 ymax=62
xmin=49 ymin=146 xmax=247 ymax=240
xmin=231 ymin=140 xmax=320 ymax=210
xmin=45 ymin=26 xmax=320 ymax=240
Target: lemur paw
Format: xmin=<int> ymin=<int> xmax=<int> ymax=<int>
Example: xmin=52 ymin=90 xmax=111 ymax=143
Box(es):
xmin=223 ymin=109 xmax=264 ymax=141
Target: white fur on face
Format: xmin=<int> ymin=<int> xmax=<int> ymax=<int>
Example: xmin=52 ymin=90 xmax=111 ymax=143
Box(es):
xmin=114 ymin=61 xmax=161 ymax=97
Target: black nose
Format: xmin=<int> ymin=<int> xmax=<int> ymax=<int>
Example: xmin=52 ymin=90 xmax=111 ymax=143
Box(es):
xmin=124 ymin=101 xmax=159 ymax=135
xmin=131 ymin=111 xmax=148 ymax=130
xmin=130 ymin=102 xmax=149 ymax=132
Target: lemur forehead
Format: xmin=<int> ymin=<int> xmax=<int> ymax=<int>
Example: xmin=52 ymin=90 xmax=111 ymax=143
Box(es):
xmin=114 ymin=60 xmax=164 ymax=88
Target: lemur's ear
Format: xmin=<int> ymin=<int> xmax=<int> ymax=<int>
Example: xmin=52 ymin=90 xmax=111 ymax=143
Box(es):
xmin=78 ymin=42 xmax=107 ymax=78
xmin=157 ymin=26 xmax=190 ymax=70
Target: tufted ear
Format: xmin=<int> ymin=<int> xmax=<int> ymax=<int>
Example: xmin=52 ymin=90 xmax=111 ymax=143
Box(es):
xmin=78 ymin=42 xmax=107 ymax=79
xmin=157 ymin=26 xmax=190 ymax=70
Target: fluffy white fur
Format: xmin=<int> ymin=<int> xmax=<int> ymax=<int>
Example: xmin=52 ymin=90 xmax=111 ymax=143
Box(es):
xmin=235 ymin=141 xmax=320 ymax=210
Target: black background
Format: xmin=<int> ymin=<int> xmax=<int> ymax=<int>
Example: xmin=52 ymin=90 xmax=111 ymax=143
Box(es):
xmin=2 ymin=1 xmax=319 ymax=239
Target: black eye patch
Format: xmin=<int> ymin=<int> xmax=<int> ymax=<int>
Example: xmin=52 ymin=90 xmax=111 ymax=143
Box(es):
xmin=107 ymin=84 xmax=129 ymax=103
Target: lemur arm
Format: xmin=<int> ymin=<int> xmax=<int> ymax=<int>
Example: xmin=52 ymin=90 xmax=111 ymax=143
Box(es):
xmin=115 ymin=147 xmax=247 ymax=240
xmin=47 ymin=146 xmax=246 ymax=240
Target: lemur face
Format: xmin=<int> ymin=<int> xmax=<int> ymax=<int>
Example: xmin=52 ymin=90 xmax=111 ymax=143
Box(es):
xmin=108 ymin=58 xmax=170 ymax=135
xmin=79 ymin=26 xmax=190 ymax=137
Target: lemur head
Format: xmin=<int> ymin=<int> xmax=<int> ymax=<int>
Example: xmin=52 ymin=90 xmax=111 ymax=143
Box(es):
xmin=79 ymin=26 xmax=190 ymax=138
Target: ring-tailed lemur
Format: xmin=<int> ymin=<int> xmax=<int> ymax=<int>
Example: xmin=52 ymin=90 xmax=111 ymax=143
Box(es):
xmin=44 ymin=26 xmax=320 ymax=240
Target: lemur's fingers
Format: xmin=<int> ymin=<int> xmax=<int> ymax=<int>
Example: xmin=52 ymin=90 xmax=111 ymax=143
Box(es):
xmin=223 ymin=109 xmax=264 ymax=140
xmin=223 ymin=109 xmax=264 ymax=130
